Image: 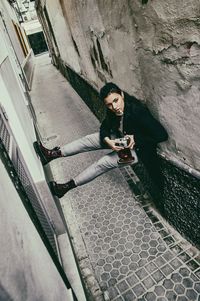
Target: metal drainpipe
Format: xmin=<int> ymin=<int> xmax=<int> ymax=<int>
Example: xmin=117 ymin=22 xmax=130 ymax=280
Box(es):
xmin=158 ymin=150 xmax=200 ymax=180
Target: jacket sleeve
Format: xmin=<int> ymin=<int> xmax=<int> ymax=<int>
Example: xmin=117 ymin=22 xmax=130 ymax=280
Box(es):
xmin=100 ymin=117 xmax=111 ymax=143
xmin=134 ymin=105 xmax=168 ymax=147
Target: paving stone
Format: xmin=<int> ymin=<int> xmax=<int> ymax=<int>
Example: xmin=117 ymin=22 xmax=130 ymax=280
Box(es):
xmin=138 ymin=258 xmax=148 ymax=267
xmin=101 ymin=272 xmax=110 ymax=282
xmin=144 ymin=292 xmax=157 ymax=301
xmin=194 ymin=269 xmax=200 ymax=279
xmin=169 ymin=258 xmax=183 ymax=269
xmin=110 ymin=269 xmax=119 ymax=278
xmin=155 ymin=256 xmax=167 ymax=268
xmin=114 ymin=297 xmax=123 ymax=301
xmin=179 ymin=267 xmax=191 ymax=277
xmin=104 ymin=263 xmax=112 ymax=272
xmin=162 ymin=250 xmax=174 ymax=261
xmin=174 ymin=283 xmax=185 ymax=294
xmin=154 ymin=285 xmax=165 ymax=296
xmin=122 ymin=289 xmax=136 ymax=301
xmin=132 ymin=283 xmax=145 ymax=297
xmin=108 ymin=278 xmax=117 ymax=287
xmin=178 ymin=252 xmax=191 ymax=263
xmin=145 ymin=262 xmax=157 ymax=273
xmin=139 ymin=251 xmax=149 ymax=258
xmin=121 ymin=257 xmax=131 ymax=265
xmin=126 ymin=274 xmax=139 ymax=287
xmin=107 ymin=286 xmax=119 ymax=299
xmin=186 ymin=288 xmax=198 ymax=300
xmin=116 ymin=280 xmax=129 ymax=293
xmin=171 ymin=272 xmax=182 ymax=283
xmin=136 ymin=267 xmax=148 ymax=280
xmin=142 ymin=276 xmax=155 ymax=290
xmin=194 ymin=282 xmax=200 ymax=293
xmin=113 ymin=260 xmax=121 ymax=269
xmin=163 ymin=279 xmax=174 ymax=289
xmin=106 ymin=256 xmax=115 ymax=263
xmin=182 ymin=277 xmax=193 ymax=288
xmin=187 ymin=259 xmax=200 ymax=272
xmin=120 ymin=265 xmax=128 ymax=274
xmin=161 ymin=264 xmax=174 ymax=276
xmin=177 ymin=296 xmax=188 ymax=301
xmin=151 ymin=270 xmax=165 ymax=283
xmin=165 ymin=290 xmax=177 ymax=300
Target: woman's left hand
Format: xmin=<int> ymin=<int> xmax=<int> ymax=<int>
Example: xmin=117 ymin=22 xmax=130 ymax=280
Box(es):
xmin=125 ymin=135 xmax=135 ymax=149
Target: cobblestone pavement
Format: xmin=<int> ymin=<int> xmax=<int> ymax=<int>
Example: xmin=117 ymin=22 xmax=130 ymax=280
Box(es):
xmin=32 ymin=54 xmax=200 ymax=301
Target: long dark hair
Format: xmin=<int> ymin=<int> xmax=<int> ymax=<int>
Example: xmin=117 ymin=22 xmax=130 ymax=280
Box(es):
xmin=99 ymin=82 xmax=122 ymax=101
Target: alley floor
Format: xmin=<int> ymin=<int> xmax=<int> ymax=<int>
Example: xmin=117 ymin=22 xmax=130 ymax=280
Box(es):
xmin=31 ymin=53 xmax=200 ymax=301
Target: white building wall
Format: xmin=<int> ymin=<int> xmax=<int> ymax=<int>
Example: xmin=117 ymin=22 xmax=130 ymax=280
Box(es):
xmin=0 ymin=2 xmax=44 ymax=182
xmin=1 ymin=0 xmax=25 ymax=64
xmin=0 ymin=159 xmax=71 ymax=301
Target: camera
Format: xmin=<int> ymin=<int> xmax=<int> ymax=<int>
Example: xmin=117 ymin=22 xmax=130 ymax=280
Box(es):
xmin=115 ymin=137 xmax=130 ymax=148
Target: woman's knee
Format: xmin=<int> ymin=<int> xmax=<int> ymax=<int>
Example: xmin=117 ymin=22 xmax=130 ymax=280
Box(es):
xmin=85 ymin=132 xmax=101 ymax=148
xmin=96 ymin=154 xmax=119 ymax=171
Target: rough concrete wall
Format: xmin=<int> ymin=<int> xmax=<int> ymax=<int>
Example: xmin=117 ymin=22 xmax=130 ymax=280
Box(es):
xmin=58 ymin=0 xmax=97 ymax=83
xmin=128 ymin=0 xmax=200 ymax=171
xmin=45 ymin=0 xmax=200 ymax=172
xmin=61 ymin=0 xmax=143 ymax=95
xmin=45 ymin=0 xmax=81 ymax=73
xmin=0 ymin=159 xmax=70 ymax=301
xmin=94 ymin=0 xmax=143 ymax=96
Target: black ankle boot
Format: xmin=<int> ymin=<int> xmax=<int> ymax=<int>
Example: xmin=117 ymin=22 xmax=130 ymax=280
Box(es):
xmin=49 ymin=180 xmax=76 ymax=198
xmin=33 ymin=141 xmax=62 ymax=165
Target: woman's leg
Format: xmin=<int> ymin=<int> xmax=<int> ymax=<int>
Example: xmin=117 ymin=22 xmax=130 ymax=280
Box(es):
xmin=60 ymin=132 xmax=103 ymax=156
xmin=74 ymin=149 xmax=138 ymax=186
xmin=49 ymin=149 xmax=138 ymax=197
xmin=34 ymin=132 xmax=103 ymax=165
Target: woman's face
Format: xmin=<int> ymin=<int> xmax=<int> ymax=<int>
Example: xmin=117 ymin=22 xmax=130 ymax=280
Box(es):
xmin=104 ymin=92 xmax=125 ymax=116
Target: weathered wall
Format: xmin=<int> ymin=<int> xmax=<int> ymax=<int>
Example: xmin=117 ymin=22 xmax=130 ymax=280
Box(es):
xmin=0 ymin=2 xmax=44 ymax=183
xmin=41 ymin=0 xmax=200 ymax=172
xmin=128 ymin=0 xmax=200 ymax=171
xmin=45 ymin=0 xmax=81 ymax=73
xmin=0 ymin=159 xmax=70 ymax=301
xmin=1 ymin=0 xmax=25 ymax=65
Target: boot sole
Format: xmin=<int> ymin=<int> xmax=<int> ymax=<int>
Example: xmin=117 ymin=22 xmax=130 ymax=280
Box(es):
xmin=33 ymin=141 xmax=49 ymax=165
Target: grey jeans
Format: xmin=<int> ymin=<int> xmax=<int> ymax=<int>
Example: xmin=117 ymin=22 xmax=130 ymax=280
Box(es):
xmin=60 ymin=132 xmax=138 ymax=186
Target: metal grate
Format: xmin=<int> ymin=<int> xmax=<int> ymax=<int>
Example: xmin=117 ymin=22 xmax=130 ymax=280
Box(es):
xmin=0 ymin=111 xmax=58 ymax=258
xmin=15 ymin=154 xmax=58 ymax=257
xmin=0 ymin=115 xmax=10 ymax=152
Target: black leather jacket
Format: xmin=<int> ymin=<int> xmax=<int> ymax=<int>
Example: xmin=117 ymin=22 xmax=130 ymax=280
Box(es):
xmin=100 ymin=93 xmax=168 ymax=150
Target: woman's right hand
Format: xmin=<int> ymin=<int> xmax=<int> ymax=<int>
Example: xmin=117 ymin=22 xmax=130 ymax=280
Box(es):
xmin=104 ymin=137 xmax=124 ymax=152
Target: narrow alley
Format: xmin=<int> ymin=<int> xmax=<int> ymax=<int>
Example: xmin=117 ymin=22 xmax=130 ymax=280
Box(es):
xmin=31 ymin=53 xmax=200 ymax=301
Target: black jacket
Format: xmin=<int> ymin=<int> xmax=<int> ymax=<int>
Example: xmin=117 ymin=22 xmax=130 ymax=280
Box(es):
xmin=100 ymin=92 xmax=168 ymax=150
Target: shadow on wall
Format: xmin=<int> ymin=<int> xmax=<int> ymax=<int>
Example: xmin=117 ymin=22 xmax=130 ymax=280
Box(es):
xmin=56 ymin=57 xmax=106 ymax=122
xmin=0 ymin=283 xmax=13 ymax=301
